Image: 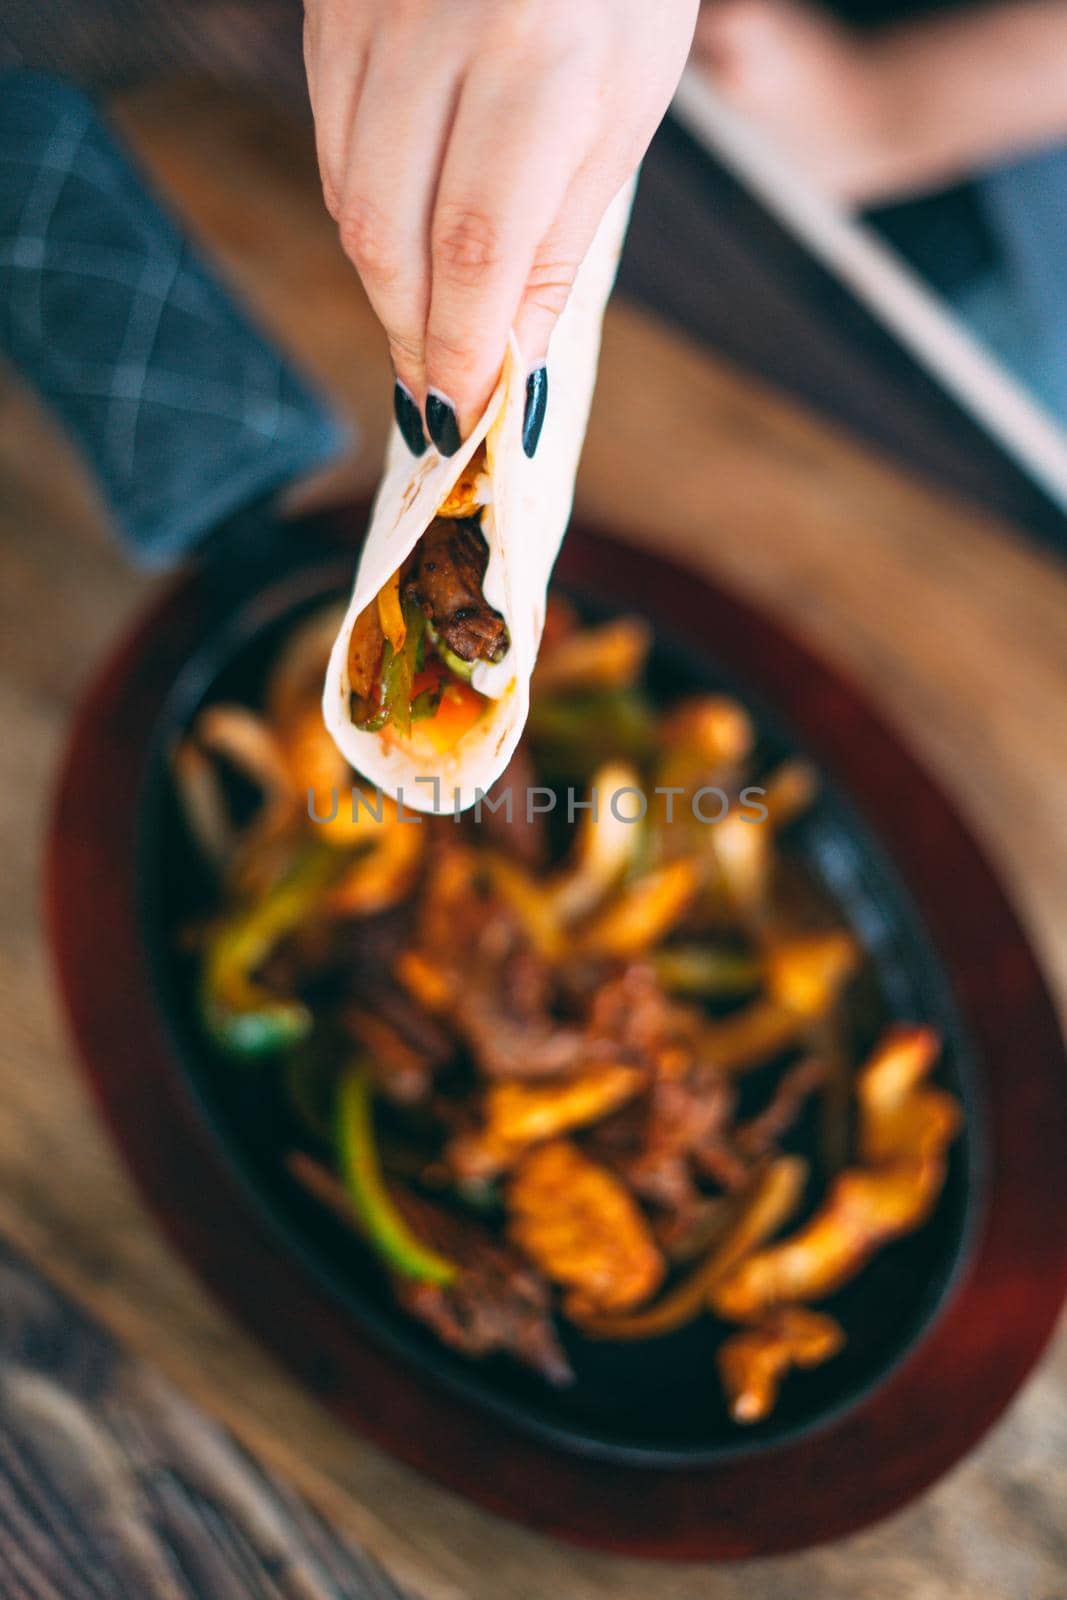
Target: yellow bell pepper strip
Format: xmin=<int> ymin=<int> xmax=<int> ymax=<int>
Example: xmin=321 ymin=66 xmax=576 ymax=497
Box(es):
xmin=435 ymin=443 xmax=488 ymax=518
xmin=577 ymin=859 xmax=702 ymax=960
xmin=532 ymin=617 xmax=652 ymax=697
xmin=718 ymin=1307 xmax=845 ymax=1423
xmin=575 ymin=1156 xmax=807 ymax=1340
xmin=548 ymin=760 xmax=645 ymax=925
xmin=200 ymin=846 xmax=339 ymax=1058
xmin=376 ymin=570 xmax=407 ymax=655
xmin=346 ymin=600 xmax=386 ymax=725
xmin=336 ymin=1063 xmax=458 ymax=1286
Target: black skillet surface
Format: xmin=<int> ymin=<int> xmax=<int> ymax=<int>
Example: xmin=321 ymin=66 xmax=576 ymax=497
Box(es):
xmin=133 ymin=516 xmax=981 ymax=1468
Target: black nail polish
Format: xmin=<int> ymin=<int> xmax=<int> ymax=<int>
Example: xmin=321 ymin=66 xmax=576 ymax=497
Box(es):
xmin=393 ymin=381 xmax=428 ymax=457
xmin=522 ymin=365 xmax=548 ymax=459
xmin=426 ymin=390 xmax=462 ymax=457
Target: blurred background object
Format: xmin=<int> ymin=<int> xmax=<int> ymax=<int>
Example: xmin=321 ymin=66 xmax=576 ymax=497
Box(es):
xmin=0 ymin=0 xmax=309 ymax=102
xmin=0 ymin=73 xmax=344 ymax=561
xmin=4 ymin=0 xmax=1067 ymax=551
xmin=692 ymin=0 xmax=1067 ymax=427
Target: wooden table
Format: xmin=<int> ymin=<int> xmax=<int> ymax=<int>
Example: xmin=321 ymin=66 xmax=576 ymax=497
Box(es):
xmin=3 ymin=80 xmax=1067 ymax=1598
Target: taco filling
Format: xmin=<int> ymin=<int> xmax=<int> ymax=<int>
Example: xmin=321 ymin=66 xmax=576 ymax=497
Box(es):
xmin=346 ymin=445 xmax=510 ymax=755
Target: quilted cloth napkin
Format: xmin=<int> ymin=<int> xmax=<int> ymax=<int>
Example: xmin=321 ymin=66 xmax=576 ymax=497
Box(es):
xmin=0 ymin=72 xmax=346 ymax=563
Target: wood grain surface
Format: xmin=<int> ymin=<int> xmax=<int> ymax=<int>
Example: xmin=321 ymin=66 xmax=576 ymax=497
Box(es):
xmin=0 ymin=1240 xmax=409 ymax=1599
xmin=3 ymin=79 xmax=1067 ymax=1598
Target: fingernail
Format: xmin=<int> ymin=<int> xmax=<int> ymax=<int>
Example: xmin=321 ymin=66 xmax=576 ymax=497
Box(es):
xmin=522 ymin=365 xmax=548 ymax=459
xmin=393 ymin=381 xmax=428 ymax=457
xmin=426 ymin=390 xmax=462 ymax=457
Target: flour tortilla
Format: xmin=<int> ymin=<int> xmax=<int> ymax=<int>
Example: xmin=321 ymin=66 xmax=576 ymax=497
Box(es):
xmin=323 ymin=179 xmax=634 ymax=814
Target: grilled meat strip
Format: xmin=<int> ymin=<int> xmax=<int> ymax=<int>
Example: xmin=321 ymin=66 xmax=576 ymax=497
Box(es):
xmin=732 ymin=1056 xmax=826 ymax=1160
xmin=403 ymin=517 xmax=509 ymax=664
xmin=287 ymin=1154 xmax=570 ymax=1384
xmin=393 ymin=1189 xmax=572 ymax=1384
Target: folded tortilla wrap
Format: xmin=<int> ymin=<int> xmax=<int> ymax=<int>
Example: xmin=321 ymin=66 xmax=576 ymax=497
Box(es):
xmin=322 ymin=179 xmax=634 ymax=814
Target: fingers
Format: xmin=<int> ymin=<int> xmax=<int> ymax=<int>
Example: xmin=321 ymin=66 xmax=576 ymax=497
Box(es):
xmin=303 ymin=3 xmax=369 ymax=219
xmin=333 ymin=17 xmax=468 ymax=411
xmin=422 ymin=48 xmax=596 ymax=446
xmin=306 ymin=0 xmax=696 ymax=460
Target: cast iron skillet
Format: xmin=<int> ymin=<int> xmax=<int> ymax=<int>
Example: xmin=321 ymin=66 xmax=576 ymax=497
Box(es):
xmin=48 ymin=507 xmax=1067 ymax=1556
xmin=138 ymin=542 xmax=979 ymax=1466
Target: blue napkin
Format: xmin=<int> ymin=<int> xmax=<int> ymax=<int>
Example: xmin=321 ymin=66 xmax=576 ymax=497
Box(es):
xmin=0 ymin=72 xmax=347 ymax=564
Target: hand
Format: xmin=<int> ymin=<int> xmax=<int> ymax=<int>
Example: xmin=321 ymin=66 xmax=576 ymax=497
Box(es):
xmin=304 ymin=0 xmax=698 ymax=454
xmin=692 ymin=0 xmax=898 ymax=205
xmin=696 ymin=0 xmax=1067 ymax=207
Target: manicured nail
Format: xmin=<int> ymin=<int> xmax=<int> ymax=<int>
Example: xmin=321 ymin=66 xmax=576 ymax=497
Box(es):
xmin=426 ymin=389 xmax=461 ymax=457
xmin=393 ymin=380 xmax=428 ymax=457
xmin=522 ymin=365 xmax=548 ymax=459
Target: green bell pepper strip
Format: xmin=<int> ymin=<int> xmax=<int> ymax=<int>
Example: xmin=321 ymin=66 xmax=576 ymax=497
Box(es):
xmin=336 ymin=1063 xmax=457 ymax=1285
xmin=527 ymin=689 xmax=657 ymax=781
xmin=200 ymin=846 xmax=339 ymax=1058
xmin=350 ymin=601 xmax=426 ymax=734
xmin=351 ymin=690 xmax=390 ymax=733
xmin=410 ymin=687 xmax=442 ymax=721
xmin=652 ymin=945 xmax=761 ymax=998
xmin=380 ymin=602 xmax=426 ymax=738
